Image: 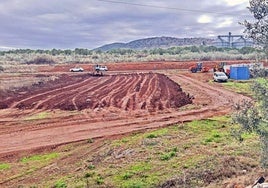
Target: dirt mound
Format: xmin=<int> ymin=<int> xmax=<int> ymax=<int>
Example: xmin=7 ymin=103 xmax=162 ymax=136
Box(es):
xmin=0 ymin=73 xmax=192 ymax=112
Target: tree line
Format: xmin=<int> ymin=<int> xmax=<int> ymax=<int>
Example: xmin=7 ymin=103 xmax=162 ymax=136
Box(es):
xmin=0 ymin=46 xmax=263 ymax=56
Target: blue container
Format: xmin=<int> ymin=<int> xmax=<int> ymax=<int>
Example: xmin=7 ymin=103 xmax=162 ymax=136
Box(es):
xmin=230 ymin=66 xmax=250 ymax=80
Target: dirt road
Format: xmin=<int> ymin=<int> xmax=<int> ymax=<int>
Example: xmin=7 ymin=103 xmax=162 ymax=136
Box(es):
xmin=0 ymin=68 xmax=251 ymax=158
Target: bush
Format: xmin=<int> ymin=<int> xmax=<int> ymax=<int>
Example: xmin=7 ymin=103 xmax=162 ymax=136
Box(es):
xmin=53 ymin=180 xmax=67 ymax=188
xmin=26 ymin=57 xmax=56 ymax=65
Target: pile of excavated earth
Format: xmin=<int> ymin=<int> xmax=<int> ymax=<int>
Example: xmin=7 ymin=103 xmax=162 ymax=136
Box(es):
xmin=0 ymin=73 xmax=192 ymax=111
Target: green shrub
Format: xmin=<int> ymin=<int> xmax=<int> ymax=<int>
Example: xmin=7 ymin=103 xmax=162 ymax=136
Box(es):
xmin=0 ymin=163 xmax=10 ymax=170
xmin=87 ymin=164 xmax=95 ymax=170
xmin=122 ymin=172 xmax=134 ymax=180
xmin=160 ymin=151 xmax=176 ymax=161
xmin=146 ymin=133 xmax=157 ymax=138
xmin=95 ymin=175 xmax=104 ymax=185
xmin=53 ymin=180 xmax=67 ymax=188
xmin=84 ymin=172 xmax=94 ymax=178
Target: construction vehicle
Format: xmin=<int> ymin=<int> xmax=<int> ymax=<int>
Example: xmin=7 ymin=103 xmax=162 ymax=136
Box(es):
xmin=189 ymin=62 xmax=210 ymax=73
xmin=92 ymin=64 xmax=108 ymax=76
xmin=213 ymin=62 xmax=230 ymax=77
xmin=213 ymin=62 xmax=226 ymax=72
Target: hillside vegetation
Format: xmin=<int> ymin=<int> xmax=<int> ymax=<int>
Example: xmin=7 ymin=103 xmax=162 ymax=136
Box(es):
xmin=94 ymin=36 xmax=215 ymax=51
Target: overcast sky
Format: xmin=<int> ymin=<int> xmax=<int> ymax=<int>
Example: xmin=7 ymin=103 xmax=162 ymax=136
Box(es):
xmin=0 ymin=0 xmax=253 ymax=50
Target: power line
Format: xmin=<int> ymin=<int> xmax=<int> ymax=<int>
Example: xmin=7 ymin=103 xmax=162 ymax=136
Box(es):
xmin=97 ymin=0 xmax=249 ymax=16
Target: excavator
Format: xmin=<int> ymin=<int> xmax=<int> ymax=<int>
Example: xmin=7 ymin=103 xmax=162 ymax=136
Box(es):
xmin=213 ymin=62 xmax=226 ymax=72
xmin=189 ymin=62 xmax=210 ymax=73
xmin=213 ymin=62 xmax=230 ymax=77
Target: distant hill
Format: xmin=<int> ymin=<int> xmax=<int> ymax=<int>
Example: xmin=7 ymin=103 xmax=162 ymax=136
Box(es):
xmin=94 ymin=36 xmax=215 ymax=51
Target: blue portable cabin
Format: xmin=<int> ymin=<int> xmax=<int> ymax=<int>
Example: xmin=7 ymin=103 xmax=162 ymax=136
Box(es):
xmin=230 ymin=65 xmax=250 ymax=80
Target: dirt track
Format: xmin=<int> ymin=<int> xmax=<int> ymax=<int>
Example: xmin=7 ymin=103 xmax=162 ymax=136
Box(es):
xmin=0 ymin=64 xmax=251 ymax=158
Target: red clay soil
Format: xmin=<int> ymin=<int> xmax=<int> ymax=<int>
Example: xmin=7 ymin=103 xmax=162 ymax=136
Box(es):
xmin=0 ymin=73 xmax=191 ymax=111
xmin=0 ymin=61 xmax=252 ymax=160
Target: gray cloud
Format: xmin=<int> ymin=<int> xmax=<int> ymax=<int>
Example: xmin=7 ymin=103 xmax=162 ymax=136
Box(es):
xmin=0 ymin=0 xmax=252 ymax=50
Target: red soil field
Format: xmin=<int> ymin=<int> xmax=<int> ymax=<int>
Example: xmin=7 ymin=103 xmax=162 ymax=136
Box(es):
xmin=0 ymin=60 xmax=253 ymax=160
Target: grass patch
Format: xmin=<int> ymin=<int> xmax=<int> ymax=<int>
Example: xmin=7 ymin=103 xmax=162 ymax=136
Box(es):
xmin=160 ymin=151 xmax=176 ymax=161
xmin=84 ymin=172 xmax=95 ymax=178
xmin=121 ymin=172 xmax=134 ymax=180
xmin=146 ymin=133 xmax=158 ymax=139
xmin=95 ymin=117 xmax=258 ymax=187
xmin=144 ymin=128 xmax=168 ymax=139
xmin=120 ymin=179 xmax=146 ymax=188
xmin=112 ymin=133 xmax=139 ymax=147
xmin=21 ymin=152 xmax=59 ymax=163
xmin=202 ymin=130 xmax=225 ymax=144
xmin=209 ymin=116 xmax=230 ymax=122
xmin=130 ymin=162 xmax=152 ymax=173
xmin=54 ymin=179 xmax=67 ymax=188
xmin=160 ymin=147 xmax=178 ymax=161
xmin=222 ymin=80 xmax=252 ymax=95
xmin=0 ymin=163 xmax=10 ymax=170
xmin=112 ymin=129 xmax=168 ymax=147
xmin=114 ymin=162 xmax=153 ymax=186
xmin=182 ymin=155 xmax=205 ymax=169
xmin=95 ymin=175 xmax=104 ymax=185
xmin=25 ymin=111 xmax=50 ymax=121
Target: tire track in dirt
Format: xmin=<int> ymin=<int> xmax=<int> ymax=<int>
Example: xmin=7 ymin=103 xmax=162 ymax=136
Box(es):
xmin=36 ymin=77 xmax=103 ymax=110
xmin=110 ymin=74 xmax=141 ymax=110
xmin=171 ymin=74 xmax=237 ymax=107
xmin=119 ymin=74 xmax=144 ymax=110
xmin=51 ymin=76 xmax=112 ymax=110
xmin=9 ymin=76 xmax=90 ymax=109
xmin=147 ymin=74 xmax=160 ymax=111
xmin=161 ymin=75 xmax=171 ymax=108
xmin=70 ymin=77 xmax=105 ymax=110
xmin=9 ymin=77 xmax=86 ymax=110
xmin=99 ymin=74 xmax=134 ymax=109
xmin=96 ymin=75 xmax=128 ymax=109
xmin=43 ymin=77 xmax=102 ymax=108
xmin=139 ymin=73 xmax=157 ymax=110
xmin=138 ymin=73 xmax=151 ymax=109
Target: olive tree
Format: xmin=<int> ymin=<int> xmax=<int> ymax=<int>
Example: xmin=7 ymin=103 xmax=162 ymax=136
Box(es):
xmin=233 ymin=0 xmax=268 ymax=169
xmin=233 ymin=79 xmax=268 ymax=168
xmin=241 ymin=0 xmax=268 ymax=57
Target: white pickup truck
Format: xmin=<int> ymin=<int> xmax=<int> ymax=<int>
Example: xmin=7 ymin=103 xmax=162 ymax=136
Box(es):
xmin=95 ymin=65 xmax=108 ymax=71
xmin=69 ymin=67 xmax=84 ymax=72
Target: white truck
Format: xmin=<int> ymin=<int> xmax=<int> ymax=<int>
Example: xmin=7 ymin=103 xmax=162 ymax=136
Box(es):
xmin=92 ymin=65 xmax=108 ymax=76
xmin=95 ymin=65 xmax=108 ymax=71
xmin=69 ymin=67 xmax=84 ymax=72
